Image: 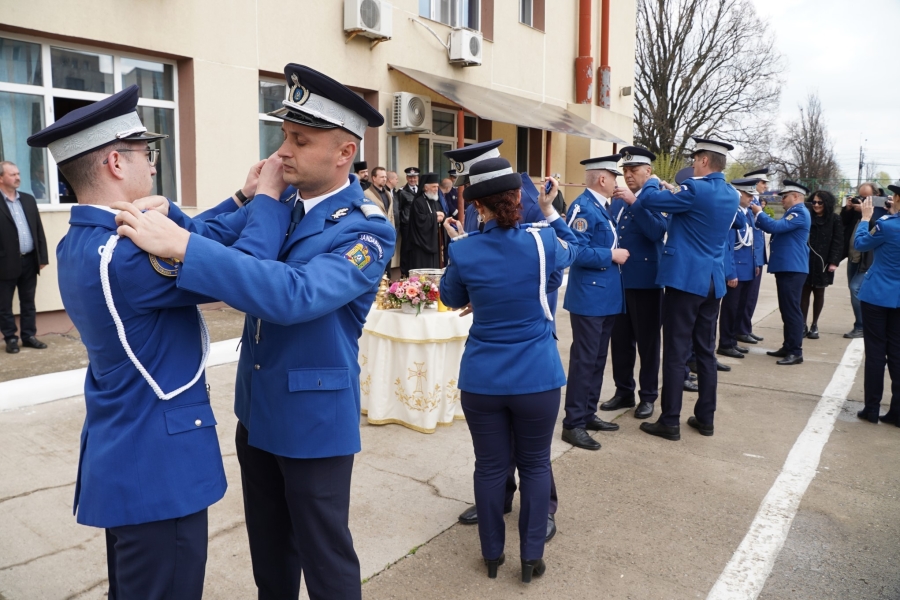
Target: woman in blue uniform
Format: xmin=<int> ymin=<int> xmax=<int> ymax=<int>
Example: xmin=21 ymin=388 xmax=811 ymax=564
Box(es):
xmin=854 ymin=191 xmax=900 ymax=425
xmin=440 ymin=157 xmax=578 ymax=583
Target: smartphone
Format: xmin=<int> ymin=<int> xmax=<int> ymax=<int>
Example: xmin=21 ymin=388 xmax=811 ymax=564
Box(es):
xmin=544 ymin=180 xmax=553 ymax=194
xmin=872 ymin=196 xmax=887 ymax=209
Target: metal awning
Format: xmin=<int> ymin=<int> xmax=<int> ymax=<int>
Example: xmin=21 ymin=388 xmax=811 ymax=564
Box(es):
xmin=389 ymin=65 xmax=627 ymax=143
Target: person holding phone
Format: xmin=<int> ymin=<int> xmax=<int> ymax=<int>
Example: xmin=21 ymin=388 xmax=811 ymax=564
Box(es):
xmin=801 ymin=190 xmax=843 ymax=339
xmin=440 ymin=159 xmax=577 ymax=583
xmin=854 ymin=189 xmax=900 ymax=425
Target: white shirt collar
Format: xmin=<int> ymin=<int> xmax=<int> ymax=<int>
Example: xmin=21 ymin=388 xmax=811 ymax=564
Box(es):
xmin=295 ymin=179 xmax=351 ymax=214
xmin=586 ymin=187 xmax=608 ymax=206
xmin=81 ymin=204 xmax=120 ymax=214
xmin=1 ymin=189 xmax=20 ymax=202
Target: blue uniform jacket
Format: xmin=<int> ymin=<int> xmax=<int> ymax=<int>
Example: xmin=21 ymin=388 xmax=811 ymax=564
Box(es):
xmin=175 ymin=177 xmax=396 ymax=459
xmin=726 ymin=208 xmax=757 ymax=281
xmin=608 ymin=184 xmax=670 ymax=289
xmin=755 ymin=203 xmax=810 ymax=274
xmin=59 ymin=196 xmax=288 ymax=528
xmin=563 ymin=189 xmax=626 ymax=316
xmin=640 ymin=174 xmax=740 ymax=299
xmin=856 ymin=213 xmax=900 ymax=308
xmin=750 ymin=201 xmax=768 ymax=267
xmin=520 ymin=174 xmax=564 ymax=295
xmin=440 ymin=218 xmax=578 ymax=394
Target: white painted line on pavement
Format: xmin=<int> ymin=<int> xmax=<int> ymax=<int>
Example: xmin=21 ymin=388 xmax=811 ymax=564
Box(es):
xmin=0 ymin=337 xmax=242 ymax=412
xmin=707 ymin=338 xmax=864 ymax=600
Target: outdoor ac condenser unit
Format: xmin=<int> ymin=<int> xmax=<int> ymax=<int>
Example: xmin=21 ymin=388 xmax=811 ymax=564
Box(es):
xmin=344 ymin=0 xmax=392 ymax=40
xmin=449 ymin=29 xmax=483 ymax=66
xmin=389 ymin=92 xmax=432 ymax=133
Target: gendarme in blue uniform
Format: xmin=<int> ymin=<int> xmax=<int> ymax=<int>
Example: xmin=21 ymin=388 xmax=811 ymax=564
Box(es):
xmin=856 ymin=213 xmax=900 ymax=308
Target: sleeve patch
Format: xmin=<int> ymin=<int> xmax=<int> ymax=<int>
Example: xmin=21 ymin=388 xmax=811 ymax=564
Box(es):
xmin=358 ymin=233 xmax=384 ymax=259
xmin=149 ymin=254 xmax=179 ymax=277
xmin=345 ymin=242 xmax=373 ymax=270
xmin=786 ymin=214 xmax=795 ymax=220
xmin=572 ymin=218 xmax=589 ymax=232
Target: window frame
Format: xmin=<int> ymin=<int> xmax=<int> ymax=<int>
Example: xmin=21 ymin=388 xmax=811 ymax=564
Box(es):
xmin=258 ymin=76 xmax=286 ymax=161
xmin=0 ymin=31 xmax=180 ymax=211
xmin=419 ymin=0 xmax=481 ymax=31
xmin=417 ymin=108 xmax=477 ymax=177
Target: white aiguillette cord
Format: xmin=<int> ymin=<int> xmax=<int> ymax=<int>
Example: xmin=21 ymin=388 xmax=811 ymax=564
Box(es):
xmin=98 ymin=234 xmax=210 ymax=400
xmin=524 ymin=223 xmax=553 ymax=322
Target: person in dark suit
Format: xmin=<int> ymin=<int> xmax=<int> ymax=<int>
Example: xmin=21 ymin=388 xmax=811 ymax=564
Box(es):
xmin=0 ymin=161 xmax=49 ymax=354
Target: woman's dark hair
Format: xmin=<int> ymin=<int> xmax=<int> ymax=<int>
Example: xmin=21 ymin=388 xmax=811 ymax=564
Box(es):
xmin=476 ymin=189 xmax=522 ymax=228
xmin=807 ymin=190 xmax=836 ymax=215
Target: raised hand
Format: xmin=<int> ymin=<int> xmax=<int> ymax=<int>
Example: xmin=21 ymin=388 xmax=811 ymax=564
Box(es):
xmin=538 ymin=177 xmax=559 ymax=217
xmin=612 ymin=186 xmax=637 ymax=205
xmin=113 ymin=202 xmax=191 ymax=261
xmin=131 ymin=195 xmax=170 ymax=216
xmin=256 ymin=153 xmax=288 ymax=200
xmin=240 ymin=159 xmax=267 ymax=201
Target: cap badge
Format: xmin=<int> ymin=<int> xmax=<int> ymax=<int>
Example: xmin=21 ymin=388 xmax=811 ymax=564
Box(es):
xmin=623 ymin=153 xmax=633 ymax=162
xmin=290 ymin=74 xmax=310 ymax=105
xmin=452 ymin=160 xmax=465 ymax=173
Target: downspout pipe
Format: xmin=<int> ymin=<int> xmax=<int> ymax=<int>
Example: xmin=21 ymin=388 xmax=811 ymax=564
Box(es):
xmin=598 ymin=0 xmax=611 ymax=109
xmin=575 ymin=0 xmax=593 ymax=104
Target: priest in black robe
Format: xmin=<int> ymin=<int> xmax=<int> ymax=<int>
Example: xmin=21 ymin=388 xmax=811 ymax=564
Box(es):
xmin=407 ymin=172 xmax=445 ymax=271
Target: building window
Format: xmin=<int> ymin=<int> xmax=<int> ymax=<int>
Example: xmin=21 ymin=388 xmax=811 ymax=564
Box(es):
xmin=387 ymin=135 xmax=399 ymax=172
xmin=419 ymin=0 xmax=481 ymax=30
xmin=516 ymin=126 xmax=529 ymax=173
xmin=0 ymin=34 xmax=179 ymax=206
xmin=519 ymin=0 xmax=544 ymax=31
xmin=258 ymin=80 xmax=285 ymax=160
xmin=418 ymin=109 xmax=477 ymax=182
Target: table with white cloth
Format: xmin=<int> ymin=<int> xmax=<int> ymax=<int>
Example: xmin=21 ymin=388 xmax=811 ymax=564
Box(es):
xmin=359 ymin=306 xmax=473 ymax=433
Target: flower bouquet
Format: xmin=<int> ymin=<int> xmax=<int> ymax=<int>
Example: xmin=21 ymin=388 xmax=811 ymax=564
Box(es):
xmin=386 ymin=276 xmax=441 ymax=315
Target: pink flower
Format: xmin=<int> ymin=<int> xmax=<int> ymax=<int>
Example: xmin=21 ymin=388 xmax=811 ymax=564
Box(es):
xmin=409 ymin=276 xmax=419 ymax=282
xmin=388 ymin=282 xmax=400 ymax=294
xmin=411 ymin=297 xmax=420 ymax=305
xmin=405 ymin=286 xmax=419 ymax=299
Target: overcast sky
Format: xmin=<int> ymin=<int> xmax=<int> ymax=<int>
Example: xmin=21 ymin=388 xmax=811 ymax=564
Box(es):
xmin=750 ymin=0 xmax=899 ymax=182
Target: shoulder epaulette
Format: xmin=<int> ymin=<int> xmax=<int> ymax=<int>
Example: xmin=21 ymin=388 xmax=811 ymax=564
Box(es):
xmin=520 ymin=222 xmax=549 ymax=229
xmin=451 ymin=231 xmax=480 ymax=242
xmin=356 ymin=199 xmax=386 ymax=220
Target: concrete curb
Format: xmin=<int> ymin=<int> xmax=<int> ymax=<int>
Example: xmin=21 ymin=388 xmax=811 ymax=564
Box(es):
xmin=0 ymin=337 xmax=242 ymax=412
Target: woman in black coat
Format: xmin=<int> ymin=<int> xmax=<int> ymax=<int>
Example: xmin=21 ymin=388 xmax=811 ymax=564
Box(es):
xmin=802 ymin=190 xmax=844 ymax=339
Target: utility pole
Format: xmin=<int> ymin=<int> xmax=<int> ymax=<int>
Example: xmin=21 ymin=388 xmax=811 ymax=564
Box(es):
xmin=857 ymin=139 xmax=866 ymax=187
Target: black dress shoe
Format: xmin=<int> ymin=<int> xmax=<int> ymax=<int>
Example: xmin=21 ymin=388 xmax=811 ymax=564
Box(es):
xmin=734 ymin=344 xmax=749 ymax=354
xmin=459 ymin=505 xmax=478 ymax=524
xmin=716 ymin=360 xmax=731 ymax=372
xmin=634 ymin=401 xmax=654 ymax=419
xmin=21 ymin=336 xmax=47 ymax=349
xmin=683 ymin=379 xmax=699 ymax=392
xmin=687 ymin=360 xmax=697 ymax=374
xmin=736 ymin=334 xmax=758 ymax=344
xmin=776 ymin=354 xmax=803 ymax=365
xmin=879 ymin=411 xmax=900 ymax=426
xmin=5 ymin=339 xmax=19 ymax=354
xmin=717 ymin=346 xmax=744 ymax=359
xmin=766 ymin=348 xmax=789 ymax=358
xmin=857 ymin=408 xmax=880 ymax=424
xmin=687 ymin=416 xmax=714 ymax=436
xmin=639 ymin=420 xmax=681 ymax=441
xmin=546 ymin=514 xmax=557 ymax=542
xmin=586 ymin=415 xmax=619 ymax=431
xmin=485 ymin=553 xmax=505 ymax=578
xmin=843 ymin=328 xmax=864 ymax=339
xmin=688 ymin=373 xmax=697 ymax=382
xmin=600 ymin=394 xmax=636 ymax=411
xmin=521 ymin=558 xmax=546 ymax=583
xmin=750 ymin=332 xmax=764 ymax=341
xmin=562 ymin=427 xmax=601 ymax=450
xmin=807 ymin=324 xmax=819 ymax=339
xmin=803 ymin=325 xmax=809 ymax=338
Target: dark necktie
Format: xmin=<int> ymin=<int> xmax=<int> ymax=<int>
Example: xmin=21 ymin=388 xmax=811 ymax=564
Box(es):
xmin=287 ymin=200 xmax=305 ymax=236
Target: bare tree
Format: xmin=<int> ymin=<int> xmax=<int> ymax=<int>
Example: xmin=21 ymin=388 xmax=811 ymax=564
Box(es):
xmin=634 ymin=0 xmax=783 ymax=161
xmin=768 ymin=94 xmax=841 ymax=182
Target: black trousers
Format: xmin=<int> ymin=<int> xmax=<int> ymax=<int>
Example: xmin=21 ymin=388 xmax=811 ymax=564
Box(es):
xmin=105 ymin=508 xmax=208 ymax=600
xmin=611 ymin=288 xmax=663 ymax=403
xmin=461 ymin=389 xmax=560 ymax=561
xmin=861 ymin=301 xmax=900 ymax=415
xmin=659 ymin=283 xmax=721 ymax=427
xmin=775 ymin=272 xmax=806 ymax=356
xmin=0 ymin=252 xmax=38 ymax=341
xmin=740 ymin=270 xmax=763 ymax=335
xmin=235 ymin=423 xmax=361 ymax=600
xmin=719 ymin=280 xmax=753 ymax=349
xmin=564 ymin=313 xmax=617 ymax=429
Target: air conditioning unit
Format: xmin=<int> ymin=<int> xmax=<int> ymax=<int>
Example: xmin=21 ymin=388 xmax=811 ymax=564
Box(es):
xmin=344 ymin=0 xmax=392 ymax=40
xmin=449 ymin=29 xmax=483 ymax=66
xmin=389 ymin=92 xmax=432 ymax=133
